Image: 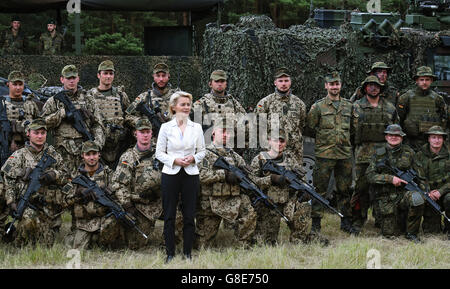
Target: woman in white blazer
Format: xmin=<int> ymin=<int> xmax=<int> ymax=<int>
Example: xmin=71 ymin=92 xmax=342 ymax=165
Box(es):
xmin=155 ymin=91 xmax=205 ymax=263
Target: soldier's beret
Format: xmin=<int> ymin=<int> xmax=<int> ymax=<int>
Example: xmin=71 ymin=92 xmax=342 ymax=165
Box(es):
xmin=153 ymin=63 xmax=169 ymax=74
xmin=81 ymin=140 xmax=100 ymax=153
xmin=325 ymin=71 xmax=341 ymax=83
xmin=11 ymin=15 xmax=21 ymax=22
xmin=28 ymin=118 xmax=47 ymax=131
xmin=98 ymin=60 xmax=115 ymax=72
xmin=210 ymin=70 xmax=227 ymax=81
xmin=274 ymin=67 xmax=290 ymax=79
xmin=61 ymin=65 xmax=78 ymax=78
xmin=8 ymin=71 xmax=25 ymax=83
xmin=47 ymin=19 xmax=56 ymax=25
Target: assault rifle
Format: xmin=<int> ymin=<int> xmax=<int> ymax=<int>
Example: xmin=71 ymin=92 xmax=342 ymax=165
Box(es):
xmin=54 ymin=90 xmax=93 ymax=141
xmin=0 ymin=97 xmax=11 ymax=167
xmin=208 ymin=149 xmax=290 ymax=223
xmin=136 ymin=99 xmax=164 ymax=136
xmin=5 ymin=149 xmax=56 ymax=236
xmin=262 ymin=160 xmax=344 ymax=218
xmin=71 ymin=174 xmax=148 ymax=239
xmin=376 ymin=160 xmax=450 ymax=223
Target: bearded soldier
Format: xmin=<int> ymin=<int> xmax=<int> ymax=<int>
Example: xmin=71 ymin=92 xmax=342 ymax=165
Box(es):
xmin=111 ymin=119 xmax=162 ymax=249
xmin=87 ymin=60 xmax=131 ymax=169
xmin=38 ymin=19 xmax=64 ymax=55
xmin=397 ymin=66 xmax=448 ymax=151
xmin=1 ymin=16 xmax=26 ymax=55
xmin=1 ymin=119 xmax=67 ymax=246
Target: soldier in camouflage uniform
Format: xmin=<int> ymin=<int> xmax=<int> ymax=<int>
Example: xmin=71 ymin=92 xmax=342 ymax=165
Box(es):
xmin=1 ymin=71 xmax=42 ymax=155
xmin=350 ymin=62 xmax=399 ymax=106
xmin=1 ymin=119 xmax=67 ymax=246
xmin=111 ymin=119 xmax=162 ymax=249
xmin=397 ymin=66 xmax=448 ymax=151
xmin=65 ymin=141 xmax=125 ymax=250
xmin=87 ymin=60 xmax=131 ymax=169
xmin=194 ymin=123 xmax=257 ymax=248
xmin=1 ymin=16 xmax=27 ymax=55
xmin=414 ymin=126 xmax=450 ymax=238
xmin=366 ymin=124 xmax=425 ymax=242
xmin=38 ymin=19 xmax=64 ymax=55
xmin=351 ymin=75 xmax=399 ymax=233
xmin=251 ymin=129 xmax=328 ymax=245
xmin=306 ymin=72 xmax=357 ymax=235
xmin=41 ymin=65 xmax=105 ymax=178
xmin=255 ymin=67 xmax=306 ymax=166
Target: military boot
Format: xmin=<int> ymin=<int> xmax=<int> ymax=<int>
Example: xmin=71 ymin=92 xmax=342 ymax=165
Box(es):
xmin=311 ymin=217 xmax=321 ymax=233
xmin=340 ymin=217 xmax=359 ymax=235
xmin=405 ymin=233 xmax=422 ymax=244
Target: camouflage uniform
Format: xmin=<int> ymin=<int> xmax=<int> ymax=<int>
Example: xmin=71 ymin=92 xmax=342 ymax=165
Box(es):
xmin=194 ymin=143 xmax=257 ymax=248
xmin=351 ymin=76 xmax=399 ymax=231
xmin=397 ymin=66 xmax=448 ymax=151
xmin=414 ymin=126 xmax=450 ymax=234
xmin=41 ymin=66 xmax=105 ymax=178
xmin=111 ymin=134 xmax=162 ymax=250
xmin=1 ymin=27 xmax=26 ymax=55
xmin=306 ymin=75 xmax=356 ymax=227
xmin=251 ymin=150 xmax=312 ymax=244
xmin=366 ymin=126 xmax=425 ymax=239
xmin=0 ymin=174 xmax=7 ymax=239
xmin=38 ymin=30 xmax=64 ymax=55
xmin=1 ymin=140 xmax=67 ymax=246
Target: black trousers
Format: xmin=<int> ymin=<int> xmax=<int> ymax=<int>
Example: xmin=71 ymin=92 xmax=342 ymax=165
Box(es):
xmin=161 ymin=169 xmax=199 ymax=256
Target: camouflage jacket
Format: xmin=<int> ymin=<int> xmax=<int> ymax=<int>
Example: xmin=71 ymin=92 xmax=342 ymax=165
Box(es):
xmin=41 ymin=88 xmax=105 ymax=155
xmin=397 ymin=87 xmax=447 ymax=138
xmin=350 ymin=82 xmax=399 ymax=106
xmin=306 ymin=95 xmax=355 ymax=159
xmin=415 ymin=143 xmax=450 ymax=198
xmin=200 ymin=143 xmax=247 ymax=197
xmin=1 ymin=28 xmax=26 ymax=55
xmin=1 ymin=143 xmax=67 ymax=218
xmin=111 ymin=145 xmax=161 ymax=221
xmin=353 ymin=96 xmax=399 ymax=164
xmin=38 ymin=31 xmax=64 ymax=55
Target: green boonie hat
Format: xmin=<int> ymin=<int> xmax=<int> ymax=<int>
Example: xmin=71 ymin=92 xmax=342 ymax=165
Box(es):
xmin=47 ymin=19 xmax=56 ymax=25
xmin=81 ymin=140 xmax=100 ymax=153
xmin=367 ymin=62 xmax=391 ymax=74
xmin=61 ymin=65 xmax=78 ymax=78
xmin=8 ymin=71 xmax=25 ymax=83
xmin=153 ymin=63 xmax=169 ymax=74
xmin=414 ymin=66 xmax=437 ymax=80
xmin=210 ymin=70 xmax=227 ymax=81
xmin=135 ymin=118 xmax=152 ymax=131
xmin=28 ymin=118 xmax=47 ymax=131
xmin=361 ymin=75 xmax=384 ymax=88
xmin=325 ymin=71 xmax=341 ymax=83
xmin=274 ymin=67 xmax=290 ymax=79
xmin=98 ymin=60 xmax=115 ymax=72
xmin=384 ymin=124 xmax=406 ymax=137
xmin=425 ymin=125 xmax=447 ymax=136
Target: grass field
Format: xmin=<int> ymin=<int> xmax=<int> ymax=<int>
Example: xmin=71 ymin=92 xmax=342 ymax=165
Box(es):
xmin=0 ymin=211 xmax=448 ymax=269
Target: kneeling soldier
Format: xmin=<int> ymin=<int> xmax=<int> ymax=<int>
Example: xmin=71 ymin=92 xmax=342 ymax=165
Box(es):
xmin=366 ymin=124 xmax=425 ymax=242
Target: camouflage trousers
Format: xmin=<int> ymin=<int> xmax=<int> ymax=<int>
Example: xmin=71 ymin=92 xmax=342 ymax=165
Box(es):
xmin=422 ymin=193 xmax=450 ymax=234
xmin=376 ymin=191 xmax=424 ymax=237
xmin=312 ymin=157 xmax=352 ymax=219
xmin=254 ymin=198 xmax=310 ymax=245
xmin=11 ymin=214 xmax=55 ymax=247
xmin=72 ymin=218 xmax=126 ymax=250
xmin=194 ymin=194 xmax=256 ymax=248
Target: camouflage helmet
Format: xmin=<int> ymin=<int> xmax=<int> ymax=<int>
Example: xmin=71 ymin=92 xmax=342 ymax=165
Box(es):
xmin=325 ymin=71 xmax=341 ymax=83
xmin=98 ymin=60 xmax=115 ymax=72
xmin=414 ymin=66 xmax=437 ymax=80
xmin=366 ymin=62 xmax=391 ymax=74
xmin=210 ymin=70 xmax=227 ymax=81
xmin=81 ymin=140 xmax=100 ymax=154
xmin=153 ymin=63 xmax=169 ymax=74
xmin=384 ymin=124 xmax=406 ymax=137
xmin=61 ymin=65 xmax=78 ymax=78
xmin=135 ymin=118 xmax=152 ymax=131
xmin=425 ymin=125 xmax=447 ymax=136
xmin=361 ymin=75 xmax=384 ymax=90
xmin=274 ymin=67 xmax=290 ymax=79
xmin=27 ymin=118 xmax=47 ymax=131
xmin=8 ymin=71 xmax=25 ymax=83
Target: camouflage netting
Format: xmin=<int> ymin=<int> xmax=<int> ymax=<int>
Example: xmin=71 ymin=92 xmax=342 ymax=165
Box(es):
xmin=202 ymin=15 xmax=447 ymax=109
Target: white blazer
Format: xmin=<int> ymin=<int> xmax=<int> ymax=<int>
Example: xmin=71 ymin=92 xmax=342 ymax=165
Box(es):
xmin=155 ymin=118 xmax=206 ymax=175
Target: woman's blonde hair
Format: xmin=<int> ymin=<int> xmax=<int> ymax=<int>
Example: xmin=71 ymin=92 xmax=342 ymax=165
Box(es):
xmin=168 ymin=91 xmax=193 ymax=117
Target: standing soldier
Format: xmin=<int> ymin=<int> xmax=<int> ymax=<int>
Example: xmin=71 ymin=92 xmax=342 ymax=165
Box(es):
xmin=1 ymin=119 xmax=67 ymax=246
xmin=65 ymin=141 xmax=125 ymax=250
xmin=41 ymin=65 xmax=105 ymax=178
xmin=397 ymin=66 xmax=448 ymax=151
xmin=38 ymin=19 xmax=64 ymax=55
xmin=111 ymin=119 xmax=162 ymax=249
xmin=194 ymin=123 xmax=256 ymax=248
xmin=351 ymin=75 xmax=399 ymax=233
xmin=306 ymin=72 xmax=357 ymax=235
xmin=1 ymin=71 xmax=41 ymax=158
xmin=414 ymin=126 xmax=449 ymax=238
xmin=251 ymin=129 xmax=328 ymax=245
xmin=255 ymin=67 xmax=306 ymax=166
xmin=1 ymin=16 xmax=27 ymax=55
xmin=366 ymin=124 xmax=425 ymax=243
xmin=87 ymin=60 xmax=131 ymax=169
xmin=350 ymin=62 xmax=399 ymax=106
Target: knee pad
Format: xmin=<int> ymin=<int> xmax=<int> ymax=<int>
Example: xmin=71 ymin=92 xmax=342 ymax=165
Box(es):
xmin=411 ymin=191 xmax=425 ymax=207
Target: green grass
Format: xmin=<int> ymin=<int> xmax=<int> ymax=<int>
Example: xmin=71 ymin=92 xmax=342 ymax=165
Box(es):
xmin=0 ymin=211 xmax=448 ymax=269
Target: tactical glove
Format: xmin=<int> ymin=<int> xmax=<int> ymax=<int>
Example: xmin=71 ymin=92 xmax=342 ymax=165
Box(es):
xmin=271 ymin=174 xmax=287 ymax=186
xmin=225 ymin=171 xmax=240 ymax=185
xmin=39 ymin=171 xmax=56 ymax=185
